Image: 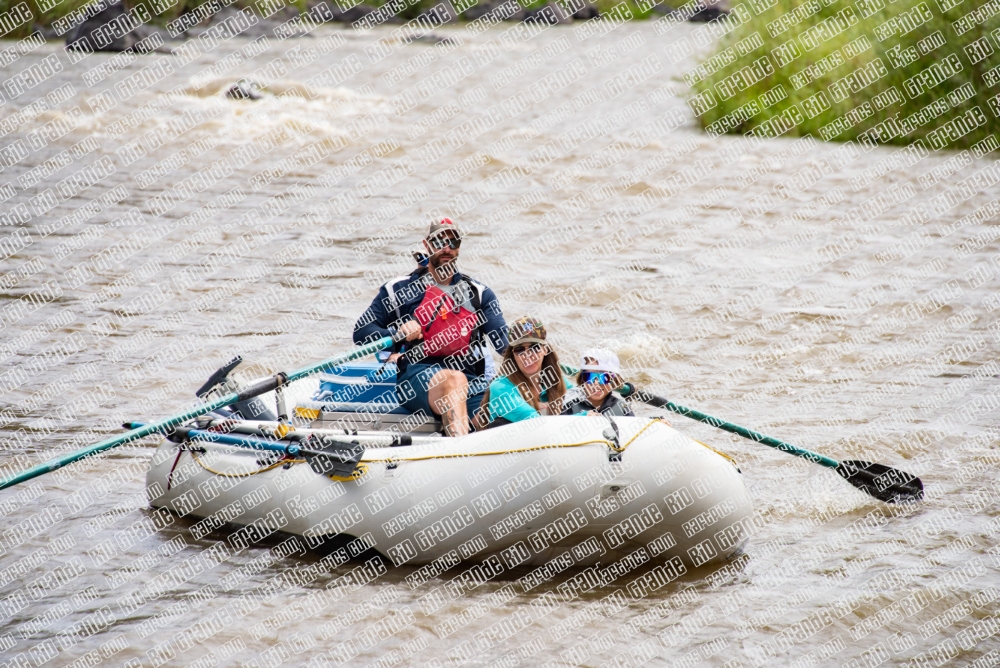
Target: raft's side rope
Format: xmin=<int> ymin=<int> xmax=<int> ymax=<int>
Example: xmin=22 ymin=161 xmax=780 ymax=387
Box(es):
xmin=189 ymin=450 xmax=304 ymax=477
xmin=166 ymin=449 xmax=184 ymax=491
xmin=614 ymin=418 xmax=660 ymax=452
xmin=366 ymin=418 xmax=665 ymax=462
xmin=188 ymin=449 xmax=366 ymax=482
xmin=183 ymin=419 xmax=734 ymax=478
xmin=182 ymin=440 xmax=618 ymax=476
xmin=621 ymin=419 xmax=738 ymax=465
xmin=693 ymin=439 xmax=739 ymax=466
xmin=363 ymin=438 xmax=615 ymax=463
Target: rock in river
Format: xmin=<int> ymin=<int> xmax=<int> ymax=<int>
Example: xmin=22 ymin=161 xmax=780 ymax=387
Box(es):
xmin=523 ymin=2 xmax=573 ymax=23
xmin=339 ymin=4 xmax=378 ymax=23
xmin=572 ymin=2 xmax=600 ymax=19
xmin=688 ymin=6 xmax=729 ymax=21
xmin=65 ymin=0 xmax=167 ymax=53
xmin=226 ymin=80 xmax=263 ymax=100
xmin=461 ymin=1 xmax=526 ymax=21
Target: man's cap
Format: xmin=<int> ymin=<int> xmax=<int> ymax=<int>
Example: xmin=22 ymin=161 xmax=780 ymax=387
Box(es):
xmin=508 ymin=316 xmax=547 ymax=346
xmin=580 ymin=348 xmax=620 ymax=374
xmin=427 ymin=217 xmax=462 ymax=240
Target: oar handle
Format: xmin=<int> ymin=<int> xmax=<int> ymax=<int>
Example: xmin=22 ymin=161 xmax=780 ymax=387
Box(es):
xmin=618 ymin=383 xmax=840 ymax=469
xmin=164 ymin=425 xmax=362 ymax=458
xmin=0 ymin=336 xmax=395 ymax=492
xmin=195 ymin=355 xmax=242 ymax=398
xmin=136 ymin=424 xmax=303 ymax=456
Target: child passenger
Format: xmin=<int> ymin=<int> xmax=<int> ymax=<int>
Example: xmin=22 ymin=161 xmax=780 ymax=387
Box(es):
xmin=560 ymin=349 xmax=635 ymax=417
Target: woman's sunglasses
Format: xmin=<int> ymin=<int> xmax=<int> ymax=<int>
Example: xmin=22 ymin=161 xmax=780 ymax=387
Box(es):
xmin=512 ymin=343 xmax=543 ymax=356
xmin=581 ymin=371 xmax=613 ymax=385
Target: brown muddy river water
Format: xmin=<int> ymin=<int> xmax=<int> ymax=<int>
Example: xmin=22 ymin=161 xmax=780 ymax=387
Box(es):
xmin=1 ymin=17 xmax=999 ymax=668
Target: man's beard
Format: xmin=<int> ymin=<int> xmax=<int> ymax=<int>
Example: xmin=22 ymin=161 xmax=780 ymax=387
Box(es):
xmin=429 ymin=254 xmax=457 ymax=273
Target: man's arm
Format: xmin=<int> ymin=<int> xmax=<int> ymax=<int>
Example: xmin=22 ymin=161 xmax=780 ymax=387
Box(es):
xmin=353 ymin=287 xmax=394 ymax=345
xmin=479 ymin=287 xmax=508 ymax=354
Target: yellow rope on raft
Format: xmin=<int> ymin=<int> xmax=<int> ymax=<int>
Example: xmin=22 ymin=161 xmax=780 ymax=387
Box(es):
xmin=363 ymin=438 xmax=616 ymax=464
xmin=693 ymin=439 xmax=739 ymax=466
xmin=615 ymin=418 xmax=660 ymax=452
xmin=364 ymin=418 xmax=662 ymax=463
xmin=618 ymin=418 xmax=738 ymax=464
xmin=184 ymin=419 xmax=735 ymax=481
xmin=188 ymin=449 xmax=366 ymax=482
xmin=189 ymin=450 xmax=305 ymax=477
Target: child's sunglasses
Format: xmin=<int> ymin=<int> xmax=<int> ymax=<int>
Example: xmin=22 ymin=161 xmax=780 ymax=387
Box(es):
xmin=581 ymin=371 xmax=613 ymax=385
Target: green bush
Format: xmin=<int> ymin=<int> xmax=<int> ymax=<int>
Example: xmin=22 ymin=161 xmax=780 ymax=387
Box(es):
xmin=689 ymin=0 xmax=1000 ymax=149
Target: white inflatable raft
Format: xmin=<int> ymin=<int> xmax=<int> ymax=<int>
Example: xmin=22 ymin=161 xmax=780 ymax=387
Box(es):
xmin=147 ymin=415 xmax=753 ymax=569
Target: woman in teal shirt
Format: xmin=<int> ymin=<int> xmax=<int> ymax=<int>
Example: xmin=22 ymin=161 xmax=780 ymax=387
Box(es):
xmin=474 ymin=316 xmax=571 ymax=428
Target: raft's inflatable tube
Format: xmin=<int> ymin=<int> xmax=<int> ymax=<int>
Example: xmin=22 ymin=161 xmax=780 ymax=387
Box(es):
xmin=147 ymin=416 xmax=753 ymax=568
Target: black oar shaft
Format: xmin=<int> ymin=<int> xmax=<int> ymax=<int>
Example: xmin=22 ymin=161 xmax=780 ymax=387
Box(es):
xmin=621 ymin=385 xmax=839 ymax=468
xmin=615 ymin=383 xmax=923 ymax=503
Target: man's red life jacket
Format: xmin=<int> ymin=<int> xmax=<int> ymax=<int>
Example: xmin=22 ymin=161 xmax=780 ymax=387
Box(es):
xmin=414 ymin=284 xmax=478 ymax=357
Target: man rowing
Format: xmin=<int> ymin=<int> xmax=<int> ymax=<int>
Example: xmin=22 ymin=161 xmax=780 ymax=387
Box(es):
xmin=353 ymin=219 xmax=508 ymax=436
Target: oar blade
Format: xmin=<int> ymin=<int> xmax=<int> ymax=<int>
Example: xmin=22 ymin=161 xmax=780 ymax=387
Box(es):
xmin=617 ymin=382 xmax=927 ymax=506
xmin=836 ymin=460 xmax=924 ymax=504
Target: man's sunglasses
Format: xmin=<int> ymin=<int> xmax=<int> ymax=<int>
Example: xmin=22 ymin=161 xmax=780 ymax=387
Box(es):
xmin=429 ymin=236 xmax=461 ymax=251
xmin=581 ymin=371 xmax=613 ymax=385
xmin=512 ymin=343 xmax=543 ymax=355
